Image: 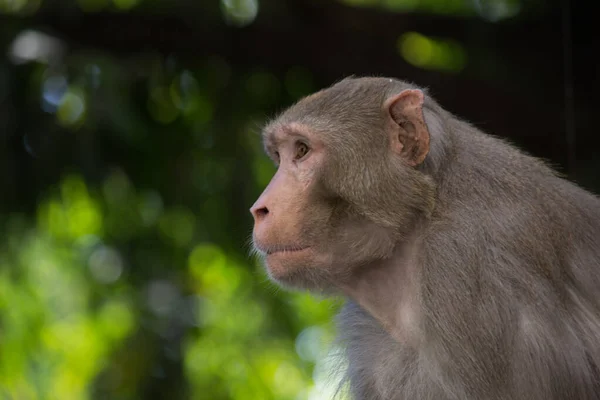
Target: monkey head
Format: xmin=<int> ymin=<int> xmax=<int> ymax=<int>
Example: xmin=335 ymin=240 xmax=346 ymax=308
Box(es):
xmin=250 ymin=77 xmax=436 ymax=290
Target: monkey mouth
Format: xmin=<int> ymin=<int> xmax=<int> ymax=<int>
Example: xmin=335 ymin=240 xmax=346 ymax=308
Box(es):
xmin=259 ymin=244 xmax=310 ymax=255
xmin=267 ymin=246 xmax=310 ymax=255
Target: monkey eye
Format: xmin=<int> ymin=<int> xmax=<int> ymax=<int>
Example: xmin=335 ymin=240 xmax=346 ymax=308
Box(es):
xmin=294 ymin=142 xmax=310 ymax=161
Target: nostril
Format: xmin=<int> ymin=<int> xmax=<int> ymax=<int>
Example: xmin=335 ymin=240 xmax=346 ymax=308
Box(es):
xmin=254 ymin=207 xmax=269 ymax=219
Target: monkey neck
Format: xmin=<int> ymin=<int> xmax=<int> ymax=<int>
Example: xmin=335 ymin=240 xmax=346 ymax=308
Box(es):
xmin=339 ymin=236 xmax=422 ymax=345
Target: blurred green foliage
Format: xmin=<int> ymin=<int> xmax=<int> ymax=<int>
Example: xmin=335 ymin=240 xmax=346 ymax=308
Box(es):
xmin=0 ymin=10 xmax=346 ymax=397
xmin=0 ymin=0 xmax=533 ymax=398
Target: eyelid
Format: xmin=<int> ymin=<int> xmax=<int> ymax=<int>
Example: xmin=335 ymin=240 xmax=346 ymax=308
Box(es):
xmin=296 ymin=140 xmax=309 ymax=149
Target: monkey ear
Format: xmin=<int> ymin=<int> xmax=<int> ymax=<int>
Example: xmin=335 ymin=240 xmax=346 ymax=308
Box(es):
xmin=384 ymin=89 xmax=430 ymax=166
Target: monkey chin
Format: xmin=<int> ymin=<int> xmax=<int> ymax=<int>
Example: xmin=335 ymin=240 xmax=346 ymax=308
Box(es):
xmin=263 ymin=248 xmax=336 ymax=291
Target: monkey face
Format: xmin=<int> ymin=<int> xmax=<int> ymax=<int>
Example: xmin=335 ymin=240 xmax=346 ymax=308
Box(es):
xmin=250 ymin=122 xmax=399 ymax=290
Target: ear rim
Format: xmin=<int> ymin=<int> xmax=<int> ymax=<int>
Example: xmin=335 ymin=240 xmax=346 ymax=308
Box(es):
xmin=383 ymin=89 xmax=430 ymax=167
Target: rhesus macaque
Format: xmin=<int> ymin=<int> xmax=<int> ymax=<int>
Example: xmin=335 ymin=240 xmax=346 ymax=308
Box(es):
xmin=250 ymin=77 xmax=600 ymax=400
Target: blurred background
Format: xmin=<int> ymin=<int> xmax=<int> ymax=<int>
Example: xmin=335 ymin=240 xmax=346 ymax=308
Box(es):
xmin=0 ymin=0 xmax=597 ymax=399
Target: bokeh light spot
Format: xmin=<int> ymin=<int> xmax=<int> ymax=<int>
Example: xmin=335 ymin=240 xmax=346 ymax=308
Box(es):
xmin=398 ymin=32 xmax=467 ymax=72
xmin=220 ymin=0 xmax=259 ymax=27
xmin=9 ymin=29 xmax=64 ymax=64
xmin=98 ymin=300 xmax=134 ymax=340
xmin=41 ymin=75 xmax=68 ymax=112
xmin=88 ymin=246 xmax=124 ymax=284
xmin=473 ymin=0 xmax=520 ymax=21
xmin=295 ymin=325 xmax=328 ymax=362
xmin=147 ymin=280 xmax=180 ymax=317
xmin=56 ymin=86 xmax=87 ymax=128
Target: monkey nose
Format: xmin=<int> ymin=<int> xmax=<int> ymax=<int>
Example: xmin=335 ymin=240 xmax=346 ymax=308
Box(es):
xmin=250 ymin=203 xmax=270 ymax=221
